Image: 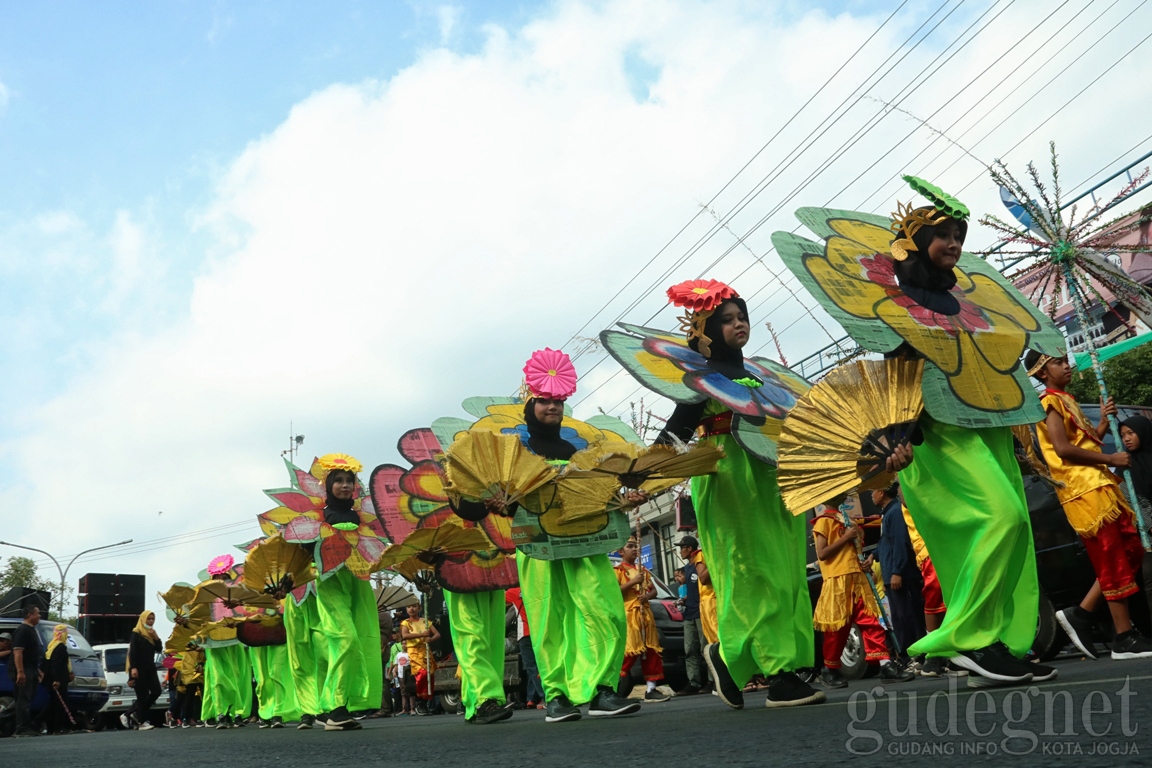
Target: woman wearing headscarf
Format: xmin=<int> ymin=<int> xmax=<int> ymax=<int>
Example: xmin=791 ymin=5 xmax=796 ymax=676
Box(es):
xmin=196 ymin=555 xmax=254 ymax=729
xmin=126 ymin=610 xmax=163 ymax=730
xmin=1121 ymin=415 xmax=1152 ymax=513
xmin=42 ymin=623 xmax=74 ymax=734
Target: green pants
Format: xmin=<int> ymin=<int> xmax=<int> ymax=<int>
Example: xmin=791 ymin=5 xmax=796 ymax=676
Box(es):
xmin=202 ymin=645 xmax=252 ymax=720
xmin=250 ymin=644 xmax=302 ymax=721
xmin=315 ymin=569 xmax=382 ymax=712
xmin=900 ymin=416 xmax=1039 ymax=658
xmin=691 ymin=430 xmax=814 ymax=687
xmin=445 ymin=589 xmax=507 ymax=719
xmin=284 ymin=594 xmax=328 ymax=716
xmin=517 ymin=554 xmax=624 ymax=705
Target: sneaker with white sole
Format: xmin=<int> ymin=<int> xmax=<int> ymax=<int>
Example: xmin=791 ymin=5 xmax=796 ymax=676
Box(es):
xmin=950 ymin=644 xmax=1033 ymax=683
xmin=588 ymin=686 xmax=641 ymax=717
xmin=703 ymin=643 xmax=744 ymax=710
xmin=138 ymin=721 xmax=155 ymax=731
xmin=1111 ymin=629 xmax=1152 ymax=659
xmin=1056 ymin=606 xmax=1098 ymax=660
xmin=764 ymin=672 xmax=826 ymax=708
xmin=544 ymin=695 xmax=581 ymax=723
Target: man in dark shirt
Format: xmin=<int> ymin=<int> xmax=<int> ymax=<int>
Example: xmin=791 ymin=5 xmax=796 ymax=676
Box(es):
xmin=676 ymin=537 xmax=706 ymax=695
xmin=873 ymin=484 xmax=925 ymax=660
xmin=9 ymin=605 xmax=44 ymax=737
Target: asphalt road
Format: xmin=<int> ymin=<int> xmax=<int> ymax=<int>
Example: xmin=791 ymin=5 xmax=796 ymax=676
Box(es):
xmin=4 ymin=656 xmax=1150 ymax=767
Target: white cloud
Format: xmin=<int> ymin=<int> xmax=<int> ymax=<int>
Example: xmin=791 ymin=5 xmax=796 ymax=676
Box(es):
xmin=5 ymin=0 xmax=1152 ymax=634
xmin=438 ymin=5 xmax=462 ymax=44
xmin=0 ymin=77 xmax=9 ymax=108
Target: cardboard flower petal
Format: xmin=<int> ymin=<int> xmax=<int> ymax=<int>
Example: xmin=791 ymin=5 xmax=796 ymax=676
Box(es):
xmin=207 ymin=554 xmax=235 ymax=576
xmin=666 ymin=279 xmax=739 ymax=312
xmin=523 ymin=348 xmax=578 ymax=400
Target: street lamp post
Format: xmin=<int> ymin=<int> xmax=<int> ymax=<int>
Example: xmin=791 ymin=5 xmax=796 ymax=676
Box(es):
xmin=0 ymin=539 xmax=134 ymax=617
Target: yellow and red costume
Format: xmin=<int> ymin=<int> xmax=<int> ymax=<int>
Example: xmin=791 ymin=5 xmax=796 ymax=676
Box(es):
xmin=615 ymin=559 xmax=664 ymax=683
xmin=901 ymin=506 xmax=945 ymax=616
xmin=686 ymin=549 xmax=719 ymax=645
xmin=1037 ymin=389 xmax=1143 ymax=601
xmin=401 ymin=617 xmax=437 ymax=701
xmin=812 ymin=514 xmax=888 ymax=669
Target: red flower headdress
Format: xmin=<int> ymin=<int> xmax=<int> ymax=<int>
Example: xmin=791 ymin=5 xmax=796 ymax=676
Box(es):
xmin=666 ymin=279 xmax=739 ymax=358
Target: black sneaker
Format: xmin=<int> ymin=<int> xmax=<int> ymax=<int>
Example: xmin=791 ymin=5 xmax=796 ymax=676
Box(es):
xmin=215 ymin=715 xmax=232 ymax=730
xmin=765 ymin=671 xmax=827 ymax=708
xmin=270 ymin=717 xmax=284 ymax=729
xmin=968 ymin=672 xmax=1030 ymax=689
xmin=297 ymin=714 xmax=315 ymax=730
xmin=258 ymin=718 xmax=270 ymax=729
xmin=232 ymin=717 xmax=244 ymax=728
xmin=588 ymin=685 xmax=641 ymax=717
xmin=820 ymin=667 xmax=848 ymax=689
xmin=703 ymin=643 xmax=744 ymax=710
xmin=950 ymin=644 xmax=1033 ymax=683
xmin=879 ymin=662 xmax=915 ymax=682
xmin=674 ymin=684 xmax=700 ymax=696
xmin=12 ymin=729 xmax=40 ymax=738
xmin=544 ymin=695 xmax=581 ymax=723
xmin=323 ymin=706 xmax=362 ymax=731
xmin=1111 ymin=629 xmax=1152 ymax=659
xmin=1056 ymin=607 xmax=1098 ymax=659
xmin=644 ymin=688 xmax=671 ymax=702
xmin=467 ymin=698 xmax=514 ymax=725
xmin=919 ymin=656 xmax=945 ymax=677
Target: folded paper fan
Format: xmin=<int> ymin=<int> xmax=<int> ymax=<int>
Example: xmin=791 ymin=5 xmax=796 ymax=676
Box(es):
xmin=243 ymin=534 xmax=316 ymax=595
xmin=377 ymin=525 xmax=495 ymax=580
xmin=777 ymin=358 xmax=924 ymax=515
xmin=164 ymin=624 xmax=199 ymax=656
xmin=568 ymin=442 xmax=724 ymax=488
xmin=159 ymin=584 xmax=196 ymax=618
xmin=444 ymin=430 xmax=558 ymax=506
xmin=554 ymin=475 xmax=625 ymax=527
xmin=192 ymin=581 xmax=279 ymax=610
xmin=375 ymin=583 xmax=421 ymax=612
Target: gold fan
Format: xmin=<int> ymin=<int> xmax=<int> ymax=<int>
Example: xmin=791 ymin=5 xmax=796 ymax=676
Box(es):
xmin=377 ymin=525 xmax=495 ymax=581
xmin=158 ymin=584 xmax=196 ymax=621
xmin=164 ymin=623 xmax=199 ymax=656
xmin=444 ymin=430 xmax=558 ymax=506
xmin=553 ymin=475 xmax=624 ymax=527
xmin=244 ymin=534 xmax=316 ymax=595
xmin=192 ymin=581 xmax=279 ymax=610
xmin=777 ymin=358 xmax=924 ymax=515
xmin=375 ymin=583 xmax=420 ymax=612
xmin=568 ymin=442 xmax=724 ymax=488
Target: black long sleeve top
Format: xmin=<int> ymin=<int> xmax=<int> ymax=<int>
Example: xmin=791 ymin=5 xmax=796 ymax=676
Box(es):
xmin=128 ymin=632 xmax=162 ymax=683
xmin=42 ymin=644 xmax=70 ymax=687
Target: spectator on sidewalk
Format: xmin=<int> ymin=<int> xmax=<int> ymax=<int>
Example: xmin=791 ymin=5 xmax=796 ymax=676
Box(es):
xmin=874 ymin=483 xmax=925 ymax=658
xmin=506 ymin=587 xmax=544 ymax=709
xmin=9 ymin=605 xmax=44 ymax=738
xmin=675 ymin=537 xmax=707 ymax=695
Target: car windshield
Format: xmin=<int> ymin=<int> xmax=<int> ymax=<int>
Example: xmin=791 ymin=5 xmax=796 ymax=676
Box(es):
xmin=35 ymin=623 xmax=97 ymax=658
xmin=103 ymin=647 xmax=128 ymax=672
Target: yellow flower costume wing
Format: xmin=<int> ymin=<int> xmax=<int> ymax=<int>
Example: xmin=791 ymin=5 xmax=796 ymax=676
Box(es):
xmin=243 ymin=534 xmax=317 ymax=596
xmin=432 ymin=396 xmax=637 ymax=560
xmin=600 ymin=323 xmax=811 ymax=463
xmin=772 ymin=207 xmax=1065 ymax=427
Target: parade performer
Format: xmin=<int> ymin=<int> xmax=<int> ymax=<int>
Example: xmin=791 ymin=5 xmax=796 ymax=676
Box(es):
xmin=773 ymin=176 xmax=1063 ymax=687
xmin=442 ymin=348 xmax=643 ymax=723
xmin=400 ymin=603 xmax=440 ymax=715
xmin=249 ymin=641 xmax=301 ymax=727
xmin=683 ymin=543 xmax=718 ymax=644
xmin=615 ymin=537 xmax=670 ymax=702
xmin=812 ymin=504 xmax=912 ymax=687
xmin=196 ymin=556 xmax=254 ymax=729
xmin=259 ymin=454 xmax=385 ymax=730
xmin=177 ymin=644 xmax=204 ymax=727
xmin=370 ymin=426 xmax=521 ymax=726
xmin=1027 ymin=352 xmax=1152 ymax=659
xmin=601 ymin=283 xmax=825 ymax=709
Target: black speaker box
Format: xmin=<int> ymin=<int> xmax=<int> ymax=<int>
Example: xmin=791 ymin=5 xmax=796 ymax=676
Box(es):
xmin=82 ymin=593 xmax=118 ymax=614
xmin=0 ymin=587 xmax=52 ymax=618
xmin=79 ymin=573 xmax=117 ymax=595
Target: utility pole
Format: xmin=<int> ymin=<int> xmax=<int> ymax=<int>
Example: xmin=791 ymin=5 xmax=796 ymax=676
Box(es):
xmin=0 ymin=539 xmax=133 ymax=617
xmin=281 ymin=422 xmax=305 ymax=463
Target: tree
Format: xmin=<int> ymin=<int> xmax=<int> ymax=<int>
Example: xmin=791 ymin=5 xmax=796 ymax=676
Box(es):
xmin=1066 ymin=344 xmax=1152 ymax=407
xmin=0 ymin=556 xmax=51 ymax=593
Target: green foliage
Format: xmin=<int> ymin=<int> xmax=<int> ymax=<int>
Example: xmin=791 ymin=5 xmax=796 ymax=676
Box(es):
xmin=0 ymin=556 xmax=51 ymax=593
xmin=1066 ymin=344 xmax=1152 ymax=406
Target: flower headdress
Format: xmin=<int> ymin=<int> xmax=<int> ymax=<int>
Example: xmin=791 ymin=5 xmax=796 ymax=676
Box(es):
xmin=207 ymin=554 xmax=235 ymax=576
xmin=315 ymin=453 xmax=363 ymax=482
xmin=522 ymin=348 xmax=578 ymax=400
xmin=889 ymin=175 xmax=970 ymax=262
xmin=666 ymin=279 xmax=739 ymax=358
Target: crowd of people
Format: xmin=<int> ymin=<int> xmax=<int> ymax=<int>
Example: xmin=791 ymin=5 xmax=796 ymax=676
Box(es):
xmin=7 ymin=176 xmax=1152 ymax=741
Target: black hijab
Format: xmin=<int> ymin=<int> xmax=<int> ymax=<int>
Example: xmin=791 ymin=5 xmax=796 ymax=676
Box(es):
xmin=893 ymin=212 xmax=967 ymax=315
xmin=324 ymin=469 xmax=359 ymax=525
xmin=688 ymin=297 xmax=758 ymax=382
xmin=523 ymin=400 xmax=577 ymax=461
xmin=1121 ymin=415 xmax=1152 ymax=504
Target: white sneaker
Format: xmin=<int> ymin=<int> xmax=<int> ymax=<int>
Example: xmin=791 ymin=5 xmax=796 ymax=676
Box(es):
xmin=119 ymin=713 xmax=130 ymax=729
xmin=138 ymin=721 xmax=155 ymax=731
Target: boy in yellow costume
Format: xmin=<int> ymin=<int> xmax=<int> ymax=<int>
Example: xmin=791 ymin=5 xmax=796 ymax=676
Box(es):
xmin=1027 ymin=352 xmax=1152 ymax=660
xmin=812 ymin=504 xmax=913 ymax=688
xmin=680 ymin=541 xmax=718 ymax=645
xmin=400 ymin=603 xmax=440 ymax=715
xmin=615 ymin=538 xmax=671 ymax=702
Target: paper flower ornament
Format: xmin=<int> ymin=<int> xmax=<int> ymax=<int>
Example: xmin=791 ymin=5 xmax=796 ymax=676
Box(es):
xmin=315 ymin=453 xmax=363 ymax=481
xmin=523 ymin=348 xmax=577 ymax=400
xmin=207 ymin=554 xmax=235 ymax=576
xmin=665 ymin=279 xmax=739 ymax=312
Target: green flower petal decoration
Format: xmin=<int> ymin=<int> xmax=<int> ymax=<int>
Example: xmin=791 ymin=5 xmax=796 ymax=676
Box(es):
xmin=731 ymin=377 xmax=763 ymax=388
xmin=903 ymin=174 xmax=970 ymax=221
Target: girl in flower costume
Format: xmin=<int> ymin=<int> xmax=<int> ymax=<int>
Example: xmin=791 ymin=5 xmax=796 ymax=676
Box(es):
xmin=260 ymin=453 xmax=385 ymax=730
xmin=602 ymin=282 xmax=827 ymax=709
xmin=449 ymin=349 xmax=641 ymax=723
xmin=773 ymin=177 xmax=1064 ymax=686
xmin=196 ymin=555 xmax=254 ymax=728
